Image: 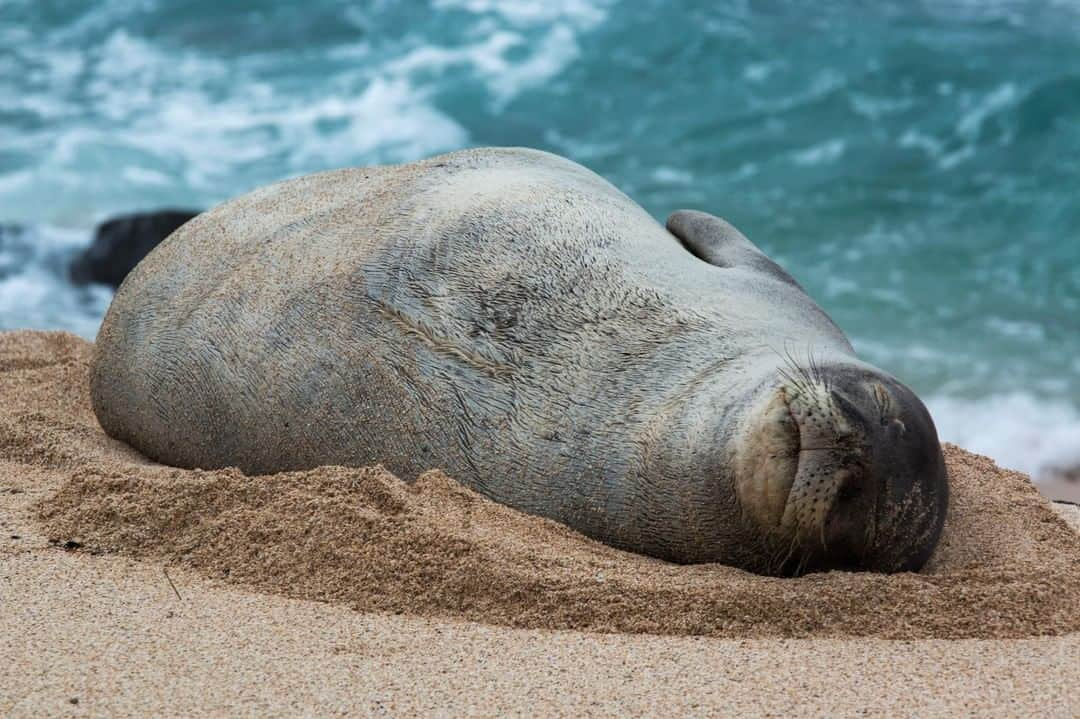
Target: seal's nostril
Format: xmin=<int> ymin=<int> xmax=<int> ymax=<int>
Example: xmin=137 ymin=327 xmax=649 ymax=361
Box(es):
xmin=836 ymin=480 xmax=861 ymax=504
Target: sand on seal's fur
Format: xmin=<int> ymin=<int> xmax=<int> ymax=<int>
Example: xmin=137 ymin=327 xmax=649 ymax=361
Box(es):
xmin=5 ymin=330 xmax=1079 ymax=640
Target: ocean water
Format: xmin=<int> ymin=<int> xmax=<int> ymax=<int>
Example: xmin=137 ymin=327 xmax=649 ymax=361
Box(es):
xmin=1 ymin=0 xmax=1078 ymax=479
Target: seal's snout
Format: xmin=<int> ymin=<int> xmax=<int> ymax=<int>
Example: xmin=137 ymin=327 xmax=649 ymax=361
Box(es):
xmin=736 ymin=363 xmax=949 ymax=576
xmin=817 ymin=373 xmax=949 ymax=574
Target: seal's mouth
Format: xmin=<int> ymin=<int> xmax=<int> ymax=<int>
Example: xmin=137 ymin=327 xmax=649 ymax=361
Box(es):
xmin=776 ymin=386 xmax=856 ymax=538
xmin=735 ymin=381 xmax=858 ymax=547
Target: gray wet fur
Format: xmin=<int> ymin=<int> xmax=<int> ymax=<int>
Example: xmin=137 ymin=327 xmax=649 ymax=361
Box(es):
xmin=92 ymin=147 xmax=948 ymax=575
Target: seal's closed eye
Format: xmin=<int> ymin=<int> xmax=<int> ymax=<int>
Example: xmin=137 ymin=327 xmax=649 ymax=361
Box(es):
xmin=666 ymin=209 xmax=803 ymax=289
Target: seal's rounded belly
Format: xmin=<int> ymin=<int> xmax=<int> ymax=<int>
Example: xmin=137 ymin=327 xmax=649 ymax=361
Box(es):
xmin=92 ymin=147 xmax=948 ymax=575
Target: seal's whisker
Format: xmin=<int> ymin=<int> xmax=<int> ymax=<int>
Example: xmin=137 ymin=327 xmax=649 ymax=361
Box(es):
xmin=768 ymin=345 xmax=809 ymax=395
xmin=793 ymin=545 xmax=812 ymax=577
xmin=806 ymin=344 xmax=828 ymax=390
xmin=777 ymin=344 xmax=819 ymax=397
xmin=761 ymin=528 xmax=789 ymax=576
xmin=776 ymin=525 xmax=804 ymax=575
xmin=775 ymin=366 xmax=810 ymax=397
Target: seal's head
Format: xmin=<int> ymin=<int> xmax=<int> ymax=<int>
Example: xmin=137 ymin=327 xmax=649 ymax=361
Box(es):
xmin=735 ymin=360 xmax=948 ymax=575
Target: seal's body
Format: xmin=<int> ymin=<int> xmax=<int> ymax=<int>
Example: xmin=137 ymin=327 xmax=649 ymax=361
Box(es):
xmin=92 ymin=148 xmax=948 ymax=575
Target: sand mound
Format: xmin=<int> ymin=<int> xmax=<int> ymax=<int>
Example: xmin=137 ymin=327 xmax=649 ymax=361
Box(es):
xmin=5 ymin=330 xmax=1079 ymax=639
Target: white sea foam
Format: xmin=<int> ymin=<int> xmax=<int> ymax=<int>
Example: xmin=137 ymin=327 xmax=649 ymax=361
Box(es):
xmin=848 ymin=92 xmax=915 ymax=120
xmin=398 ymin=0 xmax=611 ymax=108
xmin=791 ymin=139 xmax=847 ymax=166
xmin=94 ymin=31 xmax=468 ymax=174
xmin=651 ymin=166 xmax=694 ymax=185
xmin=387 ymin=24 xmax=583 ymax=109
xmin=956 ymin=82 xmax=1019 ymax=139
xmin=0 ymin=226 xmax=111 ymax=339
xmin=433 ymin=0 xmax=610 ymax=28
xmin=742 ymin=62 xmax=775 ymax=83
xmin=897 ymin=82 xmax=1025 ymax=171
xmin=927 ymin=393 xmax=1080 ymax=480
xmin=0 ymin=0 xmax=616 ymax=223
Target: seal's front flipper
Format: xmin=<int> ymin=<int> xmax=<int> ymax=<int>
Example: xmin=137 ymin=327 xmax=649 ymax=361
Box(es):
xmin=666 ymin=210 xmax=801 ymax=288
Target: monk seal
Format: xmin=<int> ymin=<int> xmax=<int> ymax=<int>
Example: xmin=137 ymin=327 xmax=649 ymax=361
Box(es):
xmin=91 ymin=147 xmax=948 ymax=575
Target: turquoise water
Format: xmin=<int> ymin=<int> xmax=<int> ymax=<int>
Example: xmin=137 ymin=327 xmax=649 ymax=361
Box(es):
xmin=1 ymin=1 xmax=1078 ymax=475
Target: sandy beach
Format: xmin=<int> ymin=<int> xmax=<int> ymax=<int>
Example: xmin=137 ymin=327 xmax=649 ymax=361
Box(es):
xmin=2 ymin=329 xmax=1079 ymax=716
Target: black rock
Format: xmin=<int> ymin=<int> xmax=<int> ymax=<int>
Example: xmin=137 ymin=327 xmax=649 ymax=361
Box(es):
xmin=69 ymin=209 xmax=200 ymax=288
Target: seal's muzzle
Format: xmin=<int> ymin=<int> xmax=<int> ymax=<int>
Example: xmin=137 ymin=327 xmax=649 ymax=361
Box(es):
xmin=736 ymin=363 xmax=948 ymax=575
